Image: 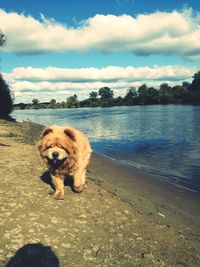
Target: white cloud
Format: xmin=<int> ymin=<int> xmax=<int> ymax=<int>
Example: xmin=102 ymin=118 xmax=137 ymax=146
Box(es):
xmin=0 ymin=8 xmax=200 ymax=60
xmin=4 ymin=65 xmax=196 ymax=103
xmin=4 ymin=65 xmax=196 ymax=82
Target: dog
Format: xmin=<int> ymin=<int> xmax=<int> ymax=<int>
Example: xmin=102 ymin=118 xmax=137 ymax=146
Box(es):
xmin=38 ymin=125 xmax=92 ymax=200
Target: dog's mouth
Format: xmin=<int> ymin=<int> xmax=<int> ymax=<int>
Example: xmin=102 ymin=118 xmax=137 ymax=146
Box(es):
xmin=48 ymin=157 xmax=67 ymax=168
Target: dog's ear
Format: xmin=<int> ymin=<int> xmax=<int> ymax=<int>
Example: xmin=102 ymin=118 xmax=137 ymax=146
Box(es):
xmin=64 ymin=128 xmax=76 ymax=141
xmin=40 ymin=127 xmax=53 ymax=139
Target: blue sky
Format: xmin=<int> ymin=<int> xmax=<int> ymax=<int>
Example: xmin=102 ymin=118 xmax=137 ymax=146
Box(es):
xmin=0 ymin=0 xmax=200 ymax=103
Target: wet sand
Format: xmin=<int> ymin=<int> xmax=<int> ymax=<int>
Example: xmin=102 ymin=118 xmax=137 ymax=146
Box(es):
xmin=0 ymin=119 xmax=200 ymax=267
xmin=89 ymin=153 xmax=200 ymax=234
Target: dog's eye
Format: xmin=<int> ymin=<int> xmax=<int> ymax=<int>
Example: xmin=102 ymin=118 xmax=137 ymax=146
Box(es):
xmin=59 ymin=145 xmax=69 ymax=153
xmin=61 ymin=146 xmax=70 ymax=155
xmin=57 ymin=144 xmax=64 ymax=149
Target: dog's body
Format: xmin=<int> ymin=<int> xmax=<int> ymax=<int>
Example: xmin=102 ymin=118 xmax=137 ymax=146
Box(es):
xmin=38 ymin=125 xmax=92 ymax=200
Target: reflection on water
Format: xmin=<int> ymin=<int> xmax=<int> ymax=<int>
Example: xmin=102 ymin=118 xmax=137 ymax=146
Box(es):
xmin=13 ymin=105 xmax=200 ymax=193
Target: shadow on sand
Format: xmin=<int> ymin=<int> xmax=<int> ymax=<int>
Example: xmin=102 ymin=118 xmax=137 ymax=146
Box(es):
xmin=40 ymin=171 xmax=74 ymax=191
xmin=5 ymin=243 xmax=60 ymax=267
xmin=0 ymin=143 xmax=10 ymax=147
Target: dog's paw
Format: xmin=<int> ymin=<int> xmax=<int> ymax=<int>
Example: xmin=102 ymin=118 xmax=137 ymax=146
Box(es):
xmin=73 ymin=185 xmax=83 ymax=193
xmin=54 ymin=191 xmax=64 ymax=200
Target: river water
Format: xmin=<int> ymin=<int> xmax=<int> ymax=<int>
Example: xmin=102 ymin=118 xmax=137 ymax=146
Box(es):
xmin=13 ymin=105 xmax=200 ymax=194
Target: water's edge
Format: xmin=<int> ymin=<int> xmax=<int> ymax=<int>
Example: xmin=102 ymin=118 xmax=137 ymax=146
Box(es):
xmin=13 ymin=105 xmax=200 ymax=194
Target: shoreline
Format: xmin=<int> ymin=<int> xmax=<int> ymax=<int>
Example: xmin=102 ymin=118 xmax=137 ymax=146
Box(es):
xmin=10 ymin=118 xmax=200 ymax=219
xmin=9 ymin=118 xmax=200 ymax=217
xmin=94 ymin=151 xmax=200 ymax=195
xmin=89 ymin=152 xmax=200 ymax=229
xmin=13 ymin=105 xmax=200 ymax=197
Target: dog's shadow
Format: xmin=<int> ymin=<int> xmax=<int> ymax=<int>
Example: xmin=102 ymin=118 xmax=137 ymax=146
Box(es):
xmin=40 ymin=171 xmax=74 ymax=192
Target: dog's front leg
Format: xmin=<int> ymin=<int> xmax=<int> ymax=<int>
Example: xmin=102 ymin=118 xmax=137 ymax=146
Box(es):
xmin=73 ymin=171 xmax=84 ymax=193
xmin=51 ymin=175 xmax=65 ymax=200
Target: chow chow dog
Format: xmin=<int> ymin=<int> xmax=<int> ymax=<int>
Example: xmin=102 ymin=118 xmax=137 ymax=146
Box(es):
xmin=38 ymin=125 xmax=92 ymax=200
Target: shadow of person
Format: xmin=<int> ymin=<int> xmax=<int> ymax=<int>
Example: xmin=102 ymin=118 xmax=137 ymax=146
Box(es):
xmin=5 ymin=243 xmax=60 ymax=267
xmin=40 ymin=171 xmax=74 ymax=191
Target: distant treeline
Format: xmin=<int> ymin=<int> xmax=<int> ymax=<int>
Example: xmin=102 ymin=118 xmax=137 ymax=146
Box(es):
xmin=14 ymin=71 xmax=200 ymax=110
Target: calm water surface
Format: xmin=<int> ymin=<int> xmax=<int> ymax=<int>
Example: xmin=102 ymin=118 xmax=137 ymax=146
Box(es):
xmin=13 ymin=105 xmax=200 ymax=193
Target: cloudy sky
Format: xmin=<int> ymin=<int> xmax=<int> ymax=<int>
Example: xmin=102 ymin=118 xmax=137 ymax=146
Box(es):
xmin=0 ymin=0 xmax=200 ymax=103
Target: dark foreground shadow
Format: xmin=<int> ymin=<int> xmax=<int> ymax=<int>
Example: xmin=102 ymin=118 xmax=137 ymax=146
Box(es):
xmin=5 ymin=243 xmax=60 ymax=267
xmin=40 ymin=171 xmax=74 ymax=191
xmin=0 ymin=115 xmax=16 ymax=122
xmin=0 ymin=143 xmax=10 ymax=147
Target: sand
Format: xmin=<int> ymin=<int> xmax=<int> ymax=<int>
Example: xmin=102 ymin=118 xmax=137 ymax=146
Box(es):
xmin=0 ymin=119 xmax=199 ymax=267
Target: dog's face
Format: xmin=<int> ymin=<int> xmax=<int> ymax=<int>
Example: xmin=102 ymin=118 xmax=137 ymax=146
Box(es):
xmin=45 ymin=142 xmax=69 ymax=161
xmin=38 ymin=126 xmax=77 ymax=167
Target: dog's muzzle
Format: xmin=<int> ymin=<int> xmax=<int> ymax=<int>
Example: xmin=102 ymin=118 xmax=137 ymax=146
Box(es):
xmin=48 ymin=158 xmax=66 ymax=168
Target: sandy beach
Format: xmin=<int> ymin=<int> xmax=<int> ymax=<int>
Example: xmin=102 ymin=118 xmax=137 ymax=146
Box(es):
xmin=0 ymin=119 xmax=200 ymax=267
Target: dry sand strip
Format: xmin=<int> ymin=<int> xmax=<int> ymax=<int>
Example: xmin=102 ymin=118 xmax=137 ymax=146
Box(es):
xmin=0 ymin=119 xmax=200 ymax=267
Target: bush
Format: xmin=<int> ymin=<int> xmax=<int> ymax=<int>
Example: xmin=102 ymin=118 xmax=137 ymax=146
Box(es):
xmin=0 ymin=30 xmax=6 ymax=47
xmin=0 ymin=74 xmax=14 ymax=118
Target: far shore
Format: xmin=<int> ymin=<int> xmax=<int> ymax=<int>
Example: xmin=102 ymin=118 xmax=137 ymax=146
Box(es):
xmin=0 ymin=118 xmax=200 ymax=266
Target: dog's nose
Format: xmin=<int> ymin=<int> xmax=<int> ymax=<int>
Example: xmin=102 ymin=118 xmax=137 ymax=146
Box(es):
xmin=52 ymin=151 xmax=59 ymax=159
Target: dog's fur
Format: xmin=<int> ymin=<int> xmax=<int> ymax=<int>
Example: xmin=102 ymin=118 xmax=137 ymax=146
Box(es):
xmin=38 ymin=125 xmax=92 ymax=200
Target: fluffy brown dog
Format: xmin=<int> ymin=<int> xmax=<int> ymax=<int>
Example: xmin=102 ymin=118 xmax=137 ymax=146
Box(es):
xmin=38 ymin=125 xmax=92 ymax=200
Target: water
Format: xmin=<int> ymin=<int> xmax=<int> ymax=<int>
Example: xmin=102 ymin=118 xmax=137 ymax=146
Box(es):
xmin=13 ymin=105 xmax=200 ymax=194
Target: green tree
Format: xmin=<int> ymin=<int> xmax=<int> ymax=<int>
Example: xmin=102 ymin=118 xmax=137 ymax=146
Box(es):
xmin=18 ymin=102 xmax=26 ymax=110
xmin=137 ymin=84 xmax=149 ymax=104
xmin=137 ymin=85 xmax=160 ymax=104
xmin=50 ymin=99 xmax=56 ymax=105
xmin=147 ymin=87 xmax=160 ymax=104
xmin=98 ymin=87 xmax=114 ymax=100
xmin=61 ymin=101 xmax=67 ymax=108
xmin=98 ymin=87 xmax=114 ymax=107
xmin=86 ymin=91 xmax=100 ymax=107
xmin=159 ymin=83 xmax=171 ymax=93
xmin=124 ymin=87 xmax=138 ymax=105
xmin=159 ymin=83 xmax=173 ymax=104
xmin=0 ymin=74 xmax=14 ymax=118
xmin=0 ymin=30 xmax=6 ymax=47
xmin=89 ymin=91 xmax=98 ymax=101
xmin=0 ymin=32 xmax=14 ymax=118
xmin=83 ymin=91 xmax=99 ymax=107
xmin=171 ymin=85 xmax=186 ymax=103
xmin=50 ymin=99 xmax=57 ymax=108
xmin=113 ymin=96 xmax=124 ymax=106
xmin=182 ymin=81 xmax=190 ymax=90
xmin=188 ymin=71 xmax=200 ymax=103
xmin=191 ymin=71 xmax=200 ymax=91
xmin=66 ymin=94 xmax=79 ymax=108
xmin=32 ymin=99 xmax=39 ymax=106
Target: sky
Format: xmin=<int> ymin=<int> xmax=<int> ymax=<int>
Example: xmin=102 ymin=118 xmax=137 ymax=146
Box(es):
xmin=0 ymin=0 xmax=200 ymax=103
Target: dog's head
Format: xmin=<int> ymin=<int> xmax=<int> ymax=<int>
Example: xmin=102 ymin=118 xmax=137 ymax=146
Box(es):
xmin=38 ymin=126 xmax=77 ymax=167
